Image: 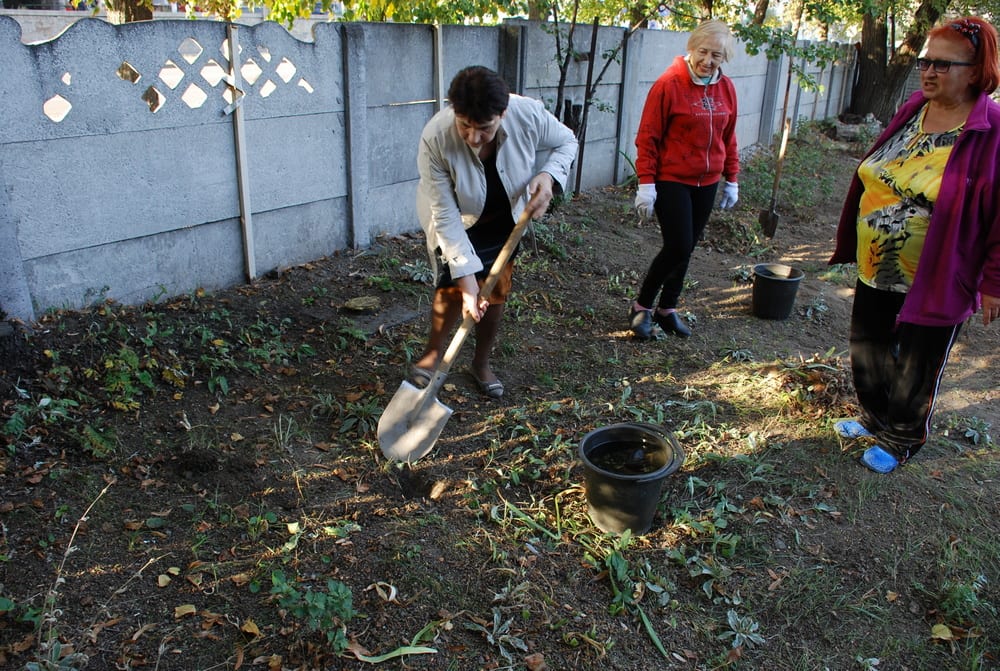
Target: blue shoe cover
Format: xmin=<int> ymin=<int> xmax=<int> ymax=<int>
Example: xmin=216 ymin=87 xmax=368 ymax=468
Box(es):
xmin=860 ymin=446 xmax=899 ymax=473
xmin=835 ymin=419 xmax=873 ymax=439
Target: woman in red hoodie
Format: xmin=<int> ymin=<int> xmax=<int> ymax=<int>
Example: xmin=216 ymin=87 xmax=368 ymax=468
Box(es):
xmin=631 ymin=19 xmax=740 ymax=339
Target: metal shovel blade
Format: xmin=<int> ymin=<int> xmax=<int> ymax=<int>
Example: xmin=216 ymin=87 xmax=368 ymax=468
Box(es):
xmin=758 ymin=207 xmax=779 ymax=238
xmin=377 ymin=380 xmax=453 ymax=462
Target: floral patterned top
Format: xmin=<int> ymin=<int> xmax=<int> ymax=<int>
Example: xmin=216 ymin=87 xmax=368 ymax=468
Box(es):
xmin=855 ymin=105 xmax=961 ymax=292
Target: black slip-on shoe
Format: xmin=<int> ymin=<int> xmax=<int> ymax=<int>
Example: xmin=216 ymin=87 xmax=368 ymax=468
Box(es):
xmin=629 ymin=306 xmax=653 ymax=340
xmin=653 ymin=311 xmax=691 ymax=338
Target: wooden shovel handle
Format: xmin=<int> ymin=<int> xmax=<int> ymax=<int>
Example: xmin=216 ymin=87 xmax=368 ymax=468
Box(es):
xmin=769 ymin=117 xmax=791 ymax=209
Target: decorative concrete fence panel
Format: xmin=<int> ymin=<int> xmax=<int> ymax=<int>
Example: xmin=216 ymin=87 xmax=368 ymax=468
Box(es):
xmin=1 ymin=18 xmax=250 ymax=316
xmin=0 ymin=14 xmax=856 ymax=322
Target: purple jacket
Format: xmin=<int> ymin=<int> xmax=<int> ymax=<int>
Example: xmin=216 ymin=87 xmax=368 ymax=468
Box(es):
xmin=830 ymin=90 xmax=1000 ymax=326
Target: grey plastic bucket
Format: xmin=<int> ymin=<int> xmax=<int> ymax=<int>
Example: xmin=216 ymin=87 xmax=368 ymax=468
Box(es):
xmin=752 ymin=263 xmax=804 ymax=320
xmin=579 ymin=423 xmax=684 ymax=534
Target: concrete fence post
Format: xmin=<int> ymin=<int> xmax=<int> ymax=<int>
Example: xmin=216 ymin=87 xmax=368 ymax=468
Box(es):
xmin=0 ymin=173 xmax=34 ymax=322
xmin=758 ymin=52 xmax=784 ymax=145
xmin=342 ymin=23 xmax=370 ymax=250
xmin=226 ymin=22 xmax=257 ymax=281
xmin=616 ymin=27 xmax=641 ymax=185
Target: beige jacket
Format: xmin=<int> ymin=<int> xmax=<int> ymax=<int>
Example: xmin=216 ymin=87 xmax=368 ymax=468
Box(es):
xmin=416 ymin=94 xmax=578 ymax=278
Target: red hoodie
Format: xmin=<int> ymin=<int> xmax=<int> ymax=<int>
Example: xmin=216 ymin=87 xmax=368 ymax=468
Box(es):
xmin=635 ymin=55 xmax=740 ymax=187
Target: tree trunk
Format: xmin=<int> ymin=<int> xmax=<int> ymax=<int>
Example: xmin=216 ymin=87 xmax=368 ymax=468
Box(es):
xmin=848 ymin=0 xmax=945 ymax=123
xmin=751 ymin=0 xmax=769 ymax=26
xmin=106 ymin=0 xmax=153 ymax=23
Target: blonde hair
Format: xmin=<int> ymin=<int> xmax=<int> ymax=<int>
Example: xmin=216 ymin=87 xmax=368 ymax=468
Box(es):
xmin=687 ymin=19 xmax=736 ymax=63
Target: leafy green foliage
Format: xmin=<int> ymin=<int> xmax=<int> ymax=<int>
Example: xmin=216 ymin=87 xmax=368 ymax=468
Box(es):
xmin=938 ymin=575 xmax=995 ymax=625
xmin=718 ymin=608 xmax=766 ymax=648
xmin=734 ymin=22 xmax=844 ymax=92
xmin=95 ymin=345 xmax=155 ymax=411
xmin=270 ymin=570 xmax=356 ymax=652
xmin=464 ymin=608 xmax=529 ymax=664
xmin=2 ymin=390 xmax=80 ymax=454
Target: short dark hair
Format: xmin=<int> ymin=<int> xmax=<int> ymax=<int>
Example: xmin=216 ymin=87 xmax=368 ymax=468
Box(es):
xmin=447 ymin=66 xmax=510 ymax=123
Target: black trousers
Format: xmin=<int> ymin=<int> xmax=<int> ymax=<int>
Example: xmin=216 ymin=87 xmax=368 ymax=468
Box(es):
xmin=637 ymin=181 xmax=718 ymax=310
xmin=849 ymin=281 xmax=961 ymax=461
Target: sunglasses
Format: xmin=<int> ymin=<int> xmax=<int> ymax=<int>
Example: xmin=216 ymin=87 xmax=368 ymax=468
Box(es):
xmin=916 ymin=57 xmax=975 ymax=73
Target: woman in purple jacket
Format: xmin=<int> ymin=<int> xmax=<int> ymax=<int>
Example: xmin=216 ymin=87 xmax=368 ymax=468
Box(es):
xmin=830 ymin=16 xmax=1000 ymax=473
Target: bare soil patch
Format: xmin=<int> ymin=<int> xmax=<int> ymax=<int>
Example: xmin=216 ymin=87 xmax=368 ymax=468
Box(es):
xmin=2 ymin=134 xmax=998 ymax=671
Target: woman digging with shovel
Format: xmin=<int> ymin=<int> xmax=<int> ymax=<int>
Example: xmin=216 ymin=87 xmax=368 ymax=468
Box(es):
xmin=409 ymin=66 xmax=578 ymax=400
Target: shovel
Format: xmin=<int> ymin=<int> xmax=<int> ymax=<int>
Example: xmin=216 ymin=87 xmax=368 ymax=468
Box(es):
xmin=758 ymin=116 xmax=790 ymax=238
xmin=378 ymin=209 xmax=532 ymax=462
xmin=759 ymin=3 xmax=802 ymax=239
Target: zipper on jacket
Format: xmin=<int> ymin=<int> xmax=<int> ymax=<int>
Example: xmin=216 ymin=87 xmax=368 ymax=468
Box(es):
xmin=702 ymin=84 xmax=714 ymax=186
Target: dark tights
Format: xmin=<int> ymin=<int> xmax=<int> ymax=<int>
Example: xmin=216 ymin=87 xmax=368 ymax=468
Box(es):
xmin=637 ymin=181 xmax=718 ymax=310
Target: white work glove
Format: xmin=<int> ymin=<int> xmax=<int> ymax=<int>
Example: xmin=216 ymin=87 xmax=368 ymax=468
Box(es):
xmin=634 ymin=183 xmax=657 ymax=220
xmin=718 ymin=181 xmax=739 ymax=209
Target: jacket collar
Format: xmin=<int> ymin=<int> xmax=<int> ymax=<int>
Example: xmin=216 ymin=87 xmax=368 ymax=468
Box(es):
xmin=684 ymin=56 xmax=721 ymax=86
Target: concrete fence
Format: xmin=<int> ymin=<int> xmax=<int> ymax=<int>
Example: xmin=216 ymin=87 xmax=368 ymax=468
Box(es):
xmin=0 ymin=13 xmax=856 ymax=322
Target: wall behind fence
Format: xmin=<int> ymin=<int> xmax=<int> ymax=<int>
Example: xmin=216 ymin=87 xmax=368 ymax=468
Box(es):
xmin=0 ymin=14 xmax=855 ymax=322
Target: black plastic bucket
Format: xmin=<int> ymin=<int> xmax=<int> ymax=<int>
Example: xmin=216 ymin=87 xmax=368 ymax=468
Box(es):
xmin=752 ymin=263 xmax=804 ymax=320
xmin=579 ymin=423 xmax=684 ymax=534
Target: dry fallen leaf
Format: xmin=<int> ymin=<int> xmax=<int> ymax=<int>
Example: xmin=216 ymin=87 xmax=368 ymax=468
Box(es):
xmin=525 ymin=652 xmax=548 ymax=670
xmin=429 ymin=480 xmax=448 ymax=500
xmin=157 ymin=574 xmax=171 ymax=588
xmin=344 ymin=296 xmax=380 ymax=311
xmin=174 ymin=604 xmax=197 ymax=619
xmin=241 ymin=619 xmax=261 ymax=637
xmin=86 ymin=617 xmax=123 ymax=643
xmin=366 ymin=581 xmax=399 ymax=603
xmin=931 ymin=623 xmax=955 ymax=641
xmin=131 ymin=623 xmax=157 ymax=642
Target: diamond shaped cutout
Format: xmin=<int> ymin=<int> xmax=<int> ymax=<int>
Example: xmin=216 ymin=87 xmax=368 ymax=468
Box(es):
xmin=276 ymin=57 xmax=296 ymax=83
xmin=257 ymin=45 xmax=272 ymax=63
xmin=142 ymin=85 xmax=165 ymax=113
xmin=241 ymin=59 xmax=263 ymax=86
xmin=298 ymin=78 xmax=314 ymax=94
xmin=61 ymin=72 xmax=72 ymax=86
xmin=181 ymin=83 xmax=208 ymax=108
xmin=116 ymin=61 xmax=141 ymax=84
xmin=178 ymin=38 xmax=203 ymax=65
xmin=43 ymin=94 xmax=72 ymax=122
xmin=222 ymin=86 xmax=244 ymax=106
xmin=159 ymin=59 xmax=184 ymax=89
xmin=200 ymin=59 xmax=226 ymax=86
xmin=259 ymin=79 xmax=276 ymax=98
xmin=221 ymin=39 xmax=239 ymax=62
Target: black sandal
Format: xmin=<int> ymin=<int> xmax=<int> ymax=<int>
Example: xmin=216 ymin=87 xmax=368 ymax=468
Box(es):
xmin=470 ymin=371 xmax=504 ymax=399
